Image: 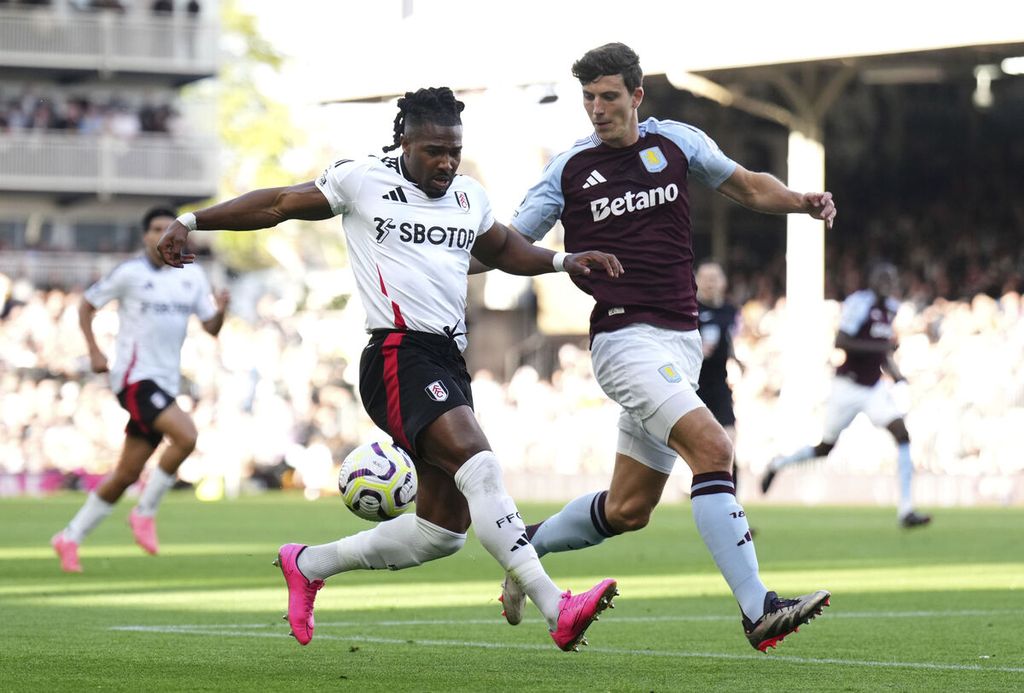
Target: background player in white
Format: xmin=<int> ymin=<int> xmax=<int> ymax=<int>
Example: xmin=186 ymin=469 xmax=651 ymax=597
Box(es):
xmin=51 ymin=207 xmax=228 ymax=572
xmin=499 ymin=43 xmax=833 ymax=652
xmin=157 ymin=87 xmax=624 ymax=651
xmin=761 ymin=262 xmax=932 ymax=528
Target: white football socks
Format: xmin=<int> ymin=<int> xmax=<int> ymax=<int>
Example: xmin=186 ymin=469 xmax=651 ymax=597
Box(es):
xmin=134 ymin=467 xmax=177 ymax=517
xmin=64 ymin=492 xmax=114 ymax=544
xmin=691 ymin=472 xmax=768 ymax=622
xmin=454 ymin=451 xmax=562 ymax=628
xmin=297 ymin=514 xmax=466 ymax=579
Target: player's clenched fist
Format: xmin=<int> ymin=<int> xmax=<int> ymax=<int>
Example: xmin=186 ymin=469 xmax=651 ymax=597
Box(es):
xmin=158 ymin=221 xmax=195 ymax=268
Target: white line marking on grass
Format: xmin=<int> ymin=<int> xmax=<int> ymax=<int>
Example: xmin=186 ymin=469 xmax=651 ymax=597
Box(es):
xmin=110 ymin=624 xmax=1024 ymax=675
xmin=151 ymin=608 xmax=1024 ymax=630
xmin=326 ymin=608 xmax=1024 ymax=627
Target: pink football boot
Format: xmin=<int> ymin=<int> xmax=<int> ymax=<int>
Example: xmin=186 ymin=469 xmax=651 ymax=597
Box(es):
xmin=51 ymin=532 xmax=82 ymax=573
xmin=273 ymin=543 xmax=324 ymax=645
xmin=128 ymin=509 xmax=159 ymax=555
xmin=550 ymin=578 xmax=618 ymax=651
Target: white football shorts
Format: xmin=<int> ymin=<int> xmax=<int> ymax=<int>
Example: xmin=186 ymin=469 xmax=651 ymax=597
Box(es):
xmin=591 ymin=323 xmax=706 ymax=474
xmin=821 ymin=375 xmax=904 ymax=444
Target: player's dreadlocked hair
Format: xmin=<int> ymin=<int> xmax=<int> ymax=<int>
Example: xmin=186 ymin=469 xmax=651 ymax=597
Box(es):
xmin=382 ymin=87 xmax=465 ymax=153
xmin=572 ymin=43 xmax=643 ymax=92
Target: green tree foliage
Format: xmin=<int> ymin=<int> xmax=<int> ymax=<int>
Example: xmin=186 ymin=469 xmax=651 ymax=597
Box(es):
xmin=183 ymin=0 xmax=345 ymax=274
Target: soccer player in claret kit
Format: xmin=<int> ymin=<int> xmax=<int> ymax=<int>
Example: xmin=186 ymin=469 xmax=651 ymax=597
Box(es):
xmin=157 ymin=87 xmax=624 ymax=651
xmin=51 ymin=207 xmax=229 ymax=572
xmin=499 ymin=43 xmax=834 ymax=651
xmin=761 ymin=262 xmax=932 ymax=529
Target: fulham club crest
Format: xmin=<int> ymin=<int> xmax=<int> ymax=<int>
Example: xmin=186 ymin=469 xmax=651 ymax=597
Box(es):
xmin=455 ymin=191 xmax=470 ymax=211
xmin=425 ymin=380 xmax=449 ymax=402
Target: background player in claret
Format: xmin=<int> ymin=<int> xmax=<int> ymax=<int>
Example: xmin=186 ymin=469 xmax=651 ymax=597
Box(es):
xmin=156 ymin=87 xmax=623 ymax=652
xmin=51 ymin=207 xmax=229 ymax=572
xmin=761 ymin=261 xmax=932 ymax=529
xmin=501 ymin=42 xmax=834 ymax=652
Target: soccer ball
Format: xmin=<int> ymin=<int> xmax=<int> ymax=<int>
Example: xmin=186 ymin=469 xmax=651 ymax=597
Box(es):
xmin=338 ymin=441 xmax=417 ymax=522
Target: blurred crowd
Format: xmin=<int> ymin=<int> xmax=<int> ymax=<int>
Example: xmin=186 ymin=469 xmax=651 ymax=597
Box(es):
xmin=2 ymin=270 xmax=1021 ymax=502
xmin=720 ymin=82 xmax=1024 ymax=309
xmin=0 ymin=0 xmax=201 ymax=15
xmin=0 ymin=88 xmax=182 ymax=137
xmin=721 ymin=207 xmax=1024 ymax=312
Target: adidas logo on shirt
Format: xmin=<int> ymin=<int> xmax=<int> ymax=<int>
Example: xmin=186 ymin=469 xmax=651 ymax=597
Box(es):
xmin=582 ymin=170 xmax=607 ymax=189
xmin=382 ymin=187 xmax=408 ymax=202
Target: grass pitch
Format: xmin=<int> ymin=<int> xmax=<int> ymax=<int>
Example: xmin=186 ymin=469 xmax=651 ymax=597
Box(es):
xmin=3 ymin=493 xmax=1022 ymax=691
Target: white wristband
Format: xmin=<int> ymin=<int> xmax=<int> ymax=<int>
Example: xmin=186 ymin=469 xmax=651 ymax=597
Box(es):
xmin=552 ymin=252 xmax=568 ymax=272
xmin=176 ymin=212 xmax=197 ymax=231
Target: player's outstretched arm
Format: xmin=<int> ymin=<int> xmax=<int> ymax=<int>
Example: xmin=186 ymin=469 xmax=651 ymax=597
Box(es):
xmin=471 ymin=221 xmax=623 ymax=278
xmin=158 ymin=182 xmax=335 ymax=267
xmin=716 ymin=165 xmax=837 ymax=229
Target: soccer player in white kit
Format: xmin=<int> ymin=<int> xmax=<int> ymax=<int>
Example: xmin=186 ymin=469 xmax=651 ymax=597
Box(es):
xmin=156 ymin=87 xmax=624 ymax=652
xmin=51 ymin=207 xmax=229 ymax=572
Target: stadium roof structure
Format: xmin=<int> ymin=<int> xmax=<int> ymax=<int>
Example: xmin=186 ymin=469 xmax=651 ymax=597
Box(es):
xmin=320 ymin=0 xmax=1023 ymax=438
xmin=326 ymin=0 xmax=1024 ymax=104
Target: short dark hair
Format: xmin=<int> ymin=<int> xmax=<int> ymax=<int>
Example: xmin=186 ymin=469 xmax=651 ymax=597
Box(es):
xmin=383 ymin=87 xmax=465 ymax=153
xmin=572 ymin=43 xmax=643 ymax=92
xmin=142 ymin=207 xmax=177 ymax=233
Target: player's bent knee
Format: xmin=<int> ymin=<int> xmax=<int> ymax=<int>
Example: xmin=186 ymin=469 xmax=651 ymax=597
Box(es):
xmin=171 ymin=432 xmax=198 ymax=454
xmin=700 ymin=434 xmax=734 ymax=472
xmin=605 ymin=500 xmax=653 ymax=533
xmin=397 ymin=519 xmax=466 ymax=569
xmin=419 ymin=524 xmax=466 ymax=561
xmin=612 ymin=511 xmax=651 ymax=533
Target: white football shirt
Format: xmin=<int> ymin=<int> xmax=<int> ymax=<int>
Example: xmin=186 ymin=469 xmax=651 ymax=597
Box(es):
xmin=315 ymin=155 xmax=494 ymax=352
xmin=83 ymin=256 xmax=217 ymax=396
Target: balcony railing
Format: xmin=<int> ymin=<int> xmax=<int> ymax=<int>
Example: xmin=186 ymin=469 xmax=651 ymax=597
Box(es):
xmin=0 ymin=132 xmax=218 ymax=199
xmin=0 ymin=8 xmax=218 ymax=77
xmin=0 ymin=250 xmax=134 ymax=289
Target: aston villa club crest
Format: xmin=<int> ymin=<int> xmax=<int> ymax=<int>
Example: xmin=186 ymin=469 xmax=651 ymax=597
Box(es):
xmin=455 ymin=191 xmax=470 ymax=211
xmin=658 ymin=363 xmax=682 ymax=383
xmin=425 ymin=380 xmax=449 ymax=402
xmin=639 ymin=146 xmax=667 ymax=172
